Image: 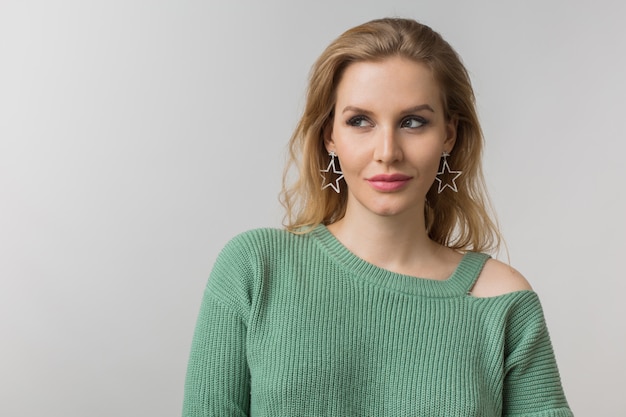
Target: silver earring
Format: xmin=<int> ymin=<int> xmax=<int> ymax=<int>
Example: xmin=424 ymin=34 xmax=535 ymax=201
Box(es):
xmin=320 ymin=151 xmax=344 ymax=193
xmin=434 ymin=152 xmax=462 ymax=193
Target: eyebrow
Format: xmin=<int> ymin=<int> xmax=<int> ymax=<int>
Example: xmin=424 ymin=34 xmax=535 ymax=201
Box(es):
xmin=341 ymin=104 xmax=435 ymax=114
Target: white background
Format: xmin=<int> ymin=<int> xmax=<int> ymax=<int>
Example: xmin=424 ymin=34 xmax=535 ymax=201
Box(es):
xmin=1 ymin=1 xmax=624 ymax=416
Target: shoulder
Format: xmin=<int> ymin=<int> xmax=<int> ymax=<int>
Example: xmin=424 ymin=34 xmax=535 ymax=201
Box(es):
xmin=470 ymin=257 xmax=533 ymax=298
xmin=216 ymin=227 xmax=307 ymax=264
xmin=208 ymin=227 xmax=314 ymax=301
xmin=207 ymin=229 xmax=290 ymax=322
xmin=222 ymin=227 xmax=294 ymax=251
xmin=209 ymin=228 xmax=293 ymax=289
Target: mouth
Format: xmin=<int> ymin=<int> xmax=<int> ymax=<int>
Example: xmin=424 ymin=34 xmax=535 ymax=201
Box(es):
xmin=366 ymin=174 xmax=413 ymax=192
xmin=367 ymin=174 xmax=412 ymax=182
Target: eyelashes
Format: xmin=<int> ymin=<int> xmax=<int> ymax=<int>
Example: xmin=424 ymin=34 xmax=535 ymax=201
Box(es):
xmin=346 ymin=116 xmax=371 ymax=127
xmin=345 ymin=115 xmax=429 ymax=129
xmin=400 ymin=116 xmax=428 ymax=128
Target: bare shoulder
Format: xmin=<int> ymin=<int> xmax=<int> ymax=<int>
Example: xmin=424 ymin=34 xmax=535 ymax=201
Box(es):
xmin=470 ymin=258 xmax=533 ymax=298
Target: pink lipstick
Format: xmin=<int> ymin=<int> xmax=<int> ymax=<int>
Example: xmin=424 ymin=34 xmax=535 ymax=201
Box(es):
xmin=366 ymin=174 xmax=412 ymax=192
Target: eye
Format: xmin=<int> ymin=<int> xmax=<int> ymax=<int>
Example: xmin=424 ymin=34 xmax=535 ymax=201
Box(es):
xmin=346 ymin=116 xmax=372 ymax=128
xmin=400 ymin=116 xmax=428 ymax=129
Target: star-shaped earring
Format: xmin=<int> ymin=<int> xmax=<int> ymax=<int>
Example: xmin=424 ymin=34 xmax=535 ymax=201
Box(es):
xmin=434 ymin=152 xmax=462 ymax=193
xmin=320 ymin=151 xmax=344 ymax=193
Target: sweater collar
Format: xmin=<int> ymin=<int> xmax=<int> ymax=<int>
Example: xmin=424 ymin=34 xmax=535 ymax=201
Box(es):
xmin=310 ymin=224 xmax=489 ymax=298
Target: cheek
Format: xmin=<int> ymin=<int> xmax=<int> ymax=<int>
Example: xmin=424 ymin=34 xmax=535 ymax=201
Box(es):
xmin=425 ymin=153 xmax=443 ymax=175
xmin=409 ymin=146 xmax=443 ymax=173
xmin=335 ymin=153 xmax=361 ymax=178
xmin=332 ymin=142 xmax=363 ymax=174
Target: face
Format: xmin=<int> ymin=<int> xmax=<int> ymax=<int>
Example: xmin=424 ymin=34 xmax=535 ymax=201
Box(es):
xmin=326 ymin=57 xmax=456 ymax=220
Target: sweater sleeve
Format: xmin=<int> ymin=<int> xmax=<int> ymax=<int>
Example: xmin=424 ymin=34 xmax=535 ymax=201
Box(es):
xmin=182 ymin=234 xmax=259 ymax=417
xmin=502 ymin=292 xmax=573 ymax=417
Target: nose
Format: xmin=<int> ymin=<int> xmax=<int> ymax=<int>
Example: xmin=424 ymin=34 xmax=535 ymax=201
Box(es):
xmin=373 ymin=127 xmax=403 ymax=164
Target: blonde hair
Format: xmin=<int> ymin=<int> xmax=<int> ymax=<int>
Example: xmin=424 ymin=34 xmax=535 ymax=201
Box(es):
xmin=281 ymin=17 xmax=501 ymax=253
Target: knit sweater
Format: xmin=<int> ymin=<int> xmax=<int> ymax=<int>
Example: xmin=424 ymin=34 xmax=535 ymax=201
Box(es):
xmin=183 ymin=225 xmax=572 ymax=416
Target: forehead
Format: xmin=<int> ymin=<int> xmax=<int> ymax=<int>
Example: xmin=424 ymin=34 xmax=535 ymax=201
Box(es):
xmin=335 ymin=57 xmax=443 ymax=111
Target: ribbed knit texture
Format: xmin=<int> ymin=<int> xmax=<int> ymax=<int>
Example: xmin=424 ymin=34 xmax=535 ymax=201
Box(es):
xmin=183 ymin=226 xmax=572 ymax=417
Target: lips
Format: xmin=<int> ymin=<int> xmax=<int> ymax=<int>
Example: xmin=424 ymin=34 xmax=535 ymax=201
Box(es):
xmin=367 ymin=174 xmax=412 ymax=182
xmin=366 ymin=173 xmax=413 ymax=192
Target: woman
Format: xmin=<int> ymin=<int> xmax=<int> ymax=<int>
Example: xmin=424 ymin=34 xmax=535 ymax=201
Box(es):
xmin=183 ymin=18 xmax=572 ymax=416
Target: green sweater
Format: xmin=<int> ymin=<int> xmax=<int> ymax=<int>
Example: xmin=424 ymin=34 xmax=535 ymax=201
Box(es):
xmin=183 ymin=226 xmax=572 ymax=416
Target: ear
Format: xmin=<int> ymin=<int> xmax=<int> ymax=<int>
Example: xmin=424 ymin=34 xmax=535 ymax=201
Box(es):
xmin=323 ymin=120 xmax=335 ymax=153
xmin=443 ymin=116 xmax=458 ymax=153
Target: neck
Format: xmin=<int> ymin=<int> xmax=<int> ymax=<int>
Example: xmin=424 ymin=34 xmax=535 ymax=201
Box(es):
xmin=327 ymin=204 xmax=440 ymax=273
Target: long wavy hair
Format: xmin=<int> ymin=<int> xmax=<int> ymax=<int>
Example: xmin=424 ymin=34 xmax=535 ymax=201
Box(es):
xmin=281 ymin=17 xmax=501 ymax=253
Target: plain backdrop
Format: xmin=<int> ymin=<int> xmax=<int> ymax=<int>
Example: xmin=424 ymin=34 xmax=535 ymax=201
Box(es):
xmin=1 ymin=1 xmax=625 ymax=416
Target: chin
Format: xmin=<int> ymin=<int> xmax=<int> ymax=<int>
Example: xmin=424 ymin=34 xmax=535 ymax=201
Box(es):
xmin=372 ymin=207 xmax=403 ymax=217
xmin=368 ymin=203 xmax=418 ymax=218
xmin=348 ymin=192 xmax=424 ymax=219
